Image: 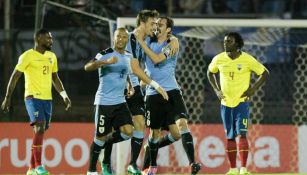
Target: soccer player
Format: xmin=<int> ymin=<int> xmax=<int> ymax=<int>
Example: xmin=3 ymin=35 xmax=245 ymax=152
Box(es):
xmin=1 ymin=28 xmax=72 ymax=175
xmin=101 ymin=9 xmax=179 ymax=175
xmin=207 ymin=32 xmax=269 ymax=175
xmin=84 ymin=27 xmax=168 ymax=175
xmin=135 ymin=16 xmax=201 ymax=175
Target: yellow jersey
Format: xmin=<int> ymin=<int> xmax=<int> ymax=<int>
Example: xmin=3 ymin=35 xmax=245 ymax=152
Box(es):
xmin=15 ymin=49 xmax=58 ymax=100
xmin=208 ymin=51 xmax=265 ymax=107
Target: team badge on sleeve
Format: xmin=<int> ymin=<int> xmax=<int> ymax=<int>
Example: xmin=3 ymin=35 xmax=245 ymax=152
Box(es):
xmin=162 ymin=45 xmax=171 ymax=58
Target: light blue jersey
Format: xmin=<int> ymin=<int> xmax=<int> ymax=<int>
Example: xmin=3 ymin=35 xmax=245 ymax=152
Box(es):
xmin=126 ymin=32 xmax=142 ymax=87
xmin=94 ymin=48 xmax=132 ymax=105
xmin=126 ymin=32 xmax=150 ymax=87
xmin=145 ymin=39 xmax=180 ymax=95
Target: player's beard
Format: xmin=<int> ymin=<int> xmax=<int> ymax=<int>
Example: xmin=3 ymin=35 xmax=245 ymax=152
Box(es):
xmin=44 ymin=44 xmax=52 ymax=51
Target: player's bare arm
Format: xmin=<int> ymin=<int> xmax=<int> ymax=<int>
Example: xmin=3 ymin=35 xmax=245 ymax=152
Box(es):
xmin=207 ymin=70 xmax=225 ymax=100
xmin=241 ymin=68 xmax=270 ymax=98
xmin=126 ymin=76 xmax=135 ymax=98
xmin=167 ymin=36 xmax=179 ymax=56
xmin=135 ymin=34 xmax=167 ymax=64
xmin=84 ymin=57 xmax=118 ymax=71
xmin=130 ymin=58 xmax=169 ymax=100
xmin=1 ymin=69 xmax=23 ymax=112
xmin=52 ymin=73 xmax=71 ymax=111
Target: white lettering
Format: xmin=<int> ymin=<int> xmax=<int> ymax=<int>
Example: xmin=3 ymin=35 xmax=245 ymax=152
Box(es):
xmin=199 ymin=136 xmax=225 ymax=168
xmin=43 ymin=139 xmax=62 ymax=167
xmin=254 ymin=136 xmax=280 ymax=168
xmin=10 ymin=139 xmax=32 ymax=167
xmin=65 ymin=139 xmax=89 ymax=167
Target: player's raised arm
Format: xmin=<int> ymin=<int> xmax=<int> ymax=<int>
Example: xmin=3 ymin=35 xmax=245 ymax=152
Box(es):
xmin=52 ymin=73 xmax=71 ymax=111
xmin=1 ymin=69 xmax=23 ymax=112
xmin=84 ymin=56 xmax=118 ymax=71
xmin=136 ymin=37 xmax=168 ymax=64
xmin=167 ymin=35 xmax=179 ymax=56
xmin=130 ymin=58 xmax=168 ymax=100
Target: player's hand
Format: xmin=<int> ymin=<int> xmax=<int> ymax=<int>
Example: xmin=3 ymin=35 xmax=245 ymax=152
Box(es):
xmin=126 ymin=86 xmax=135 ymax=98
xmin=1 ymin=97 xmax=11 ymax=113
xmin=156 ymin=87 xmax=169 ymax=101
xmin=168 ymin=37 xmax=179 ymax=56
xmin=214 ymin=89 xmax=225 ymax=100
xmin=63 ymin=97 xmax=72 ymax=111
xmin=134 ymin=28 xmax=145 ymax=42
xmin=140 ymin=80 xmax=147 ymax=89
xmin=241 ymin=88 xmax=255 ymax=99
xmin=106 ymin=57 xmax=118 ymax=64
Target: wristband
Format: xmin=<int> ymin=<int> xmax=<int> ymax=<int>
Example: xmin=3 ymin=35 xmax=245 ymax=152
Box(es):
xmin=149 ymin=80 xmax=160 ymax=89
xmin=60 ymin=91 xmax=68 ymax=99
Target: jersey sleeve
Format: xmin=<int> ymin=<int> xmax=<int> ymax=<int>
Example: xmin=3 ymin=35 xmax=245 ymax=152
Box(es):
xmin=15 ymin=52 xmax=30 ymax=72
xmin=208 ymin=56 xmax=219 ymax=73
xmin=249 ymin=56 xmax=265 ymax=75
xmin=95 ymin=52 xmax=110 ymax=61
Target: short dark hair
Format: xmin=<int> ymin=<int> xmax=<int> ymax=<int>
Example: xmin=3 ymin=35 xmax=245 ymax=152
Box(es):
xmin=225 ymin=32 xmax=244 ymax=49
xmin=136 ymin=9 xmax=159 ymax=27
xmin=160 ymin=16 xmax=174 ymax=30
xmin=34 ymin=28 xmax=50 ymax=40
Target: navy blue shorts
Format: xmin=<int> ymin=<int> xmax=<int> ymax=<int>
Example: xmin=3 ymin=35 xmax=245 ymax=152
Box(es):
xmin=25 ymin=97 xmax=52 ymax=129
xmin=221 ymin=102 xmax=249 ymax=139
xmin=145 ymin=89 xmax=188 ymax=129
xmin=94 ymin=103 xmax=133 ymax=137
xmin=125 ymin=85 xmax=145 ymax=116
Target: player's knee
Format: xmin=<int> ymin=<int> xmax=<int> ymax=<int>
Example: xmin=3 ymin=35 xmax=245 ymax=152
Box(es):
xmin=176 ymin=118 xmax=188 ymax=131
xmin=122 ymin=125 xmax=133 ymax=137
xmin=151 ymin=129 xmax=161 ymax=139
xmin=172 ymin=132 xmax=181 ymax=140
xmin=133 ymin=115 xmax=145 ymax=130
xmin=33 ymin=123 xmax=45 ymax=134
xmin=169 ymin=128 xmax=181 ymax=140
xmin=95 ymin=136 xmax=106 ymax=141
xmin=237 ymin=134 xmax=247 ymax=139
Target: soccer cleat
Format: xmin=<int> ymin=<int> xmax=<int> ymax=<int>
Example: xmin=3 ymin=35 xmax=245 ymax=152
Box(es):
xmin=239 ymin=167 xmax=250 ymax=175
xmin=26 ymin=168 xmax=36 ymax=175
xmin=191 ymin=162 xmax=201 ymax=175
xmin=145 ymin=166 xmax=157 ymax=175
xmin=127 ymin=164 xmax=142 ymax=175
xmin=102 ymin=163 xmax=113 ymax=175
xmin=226 ymin=168 xmax=239 ymax=175
xmin=86 ymin=171 xmax=99 ymax=175
xmin=35 ymin=165 xmax=49 ymax=175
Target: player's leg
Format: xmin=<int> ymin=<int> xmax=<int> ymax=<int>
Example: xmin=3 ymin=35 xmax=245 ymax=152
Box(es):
xmin=221 ymin=105 xmax=239 ymax=175
xmin=142 ymin=123 xmax=181 ymax=171
xmin=142 ymin=94 xmax=166 ymax=174
xmin=144 ymin=129 xmax=160 ymax=175
xmin=25 ymin=97 xmax=49 ymax=175
xmin=126 ymin=86 xmax=145 ymax=174
xmin=235 ymin=102 xmax=250 ymax=175
xmin=102 ymin=141 xmax=113 ymax=175
xmin=170 ymin=90 xmax=201 ymax=174
xmin=88 ymin=105 xmax=112 ymax=174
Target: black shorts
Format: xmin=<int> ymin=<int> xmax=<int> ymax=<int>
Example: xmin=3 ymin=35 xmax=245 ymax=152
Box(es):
xmin=94 ymin=103 xmax=133 ymax=137
xmin=126 ymin=85 xmax=145 ymax=116
xmin=145 ymin=89 xmax=188 ymax=129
